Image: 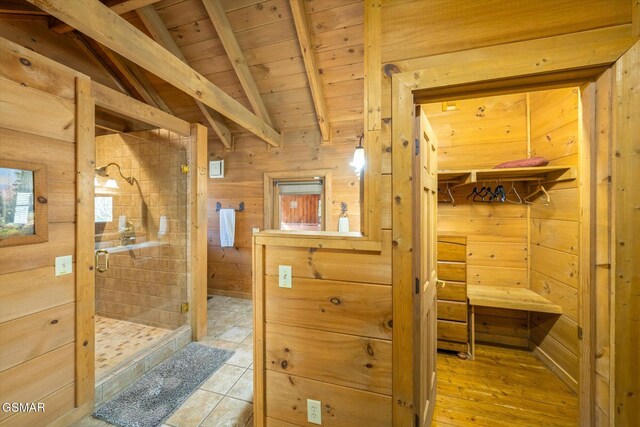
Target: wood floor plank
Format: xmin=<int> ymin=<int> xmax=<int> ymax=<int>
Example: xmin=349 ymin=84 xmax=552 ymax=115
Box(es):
xmin=434 ymin=344 xmax=579 ymax=427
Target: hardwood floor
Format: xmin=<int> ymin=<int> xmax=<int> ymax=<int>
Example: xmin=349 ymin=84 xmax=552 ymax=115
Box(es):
xmin=433 ymin=344 xmax=579 ymax=427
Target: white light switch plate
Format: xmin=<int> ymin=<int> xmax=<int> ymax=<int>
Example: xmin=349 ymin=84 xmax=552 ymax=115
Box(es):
xmin=279 ymin=265 xmax=292 ymax=288
xmin=55 ymin=255 xmax=73 ymax=276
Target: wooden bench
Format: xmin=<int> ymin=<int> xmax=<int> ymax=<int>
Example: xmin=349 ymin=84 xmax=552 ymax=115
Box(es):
xmin=466 ymin=285 xmax=562 ymax=358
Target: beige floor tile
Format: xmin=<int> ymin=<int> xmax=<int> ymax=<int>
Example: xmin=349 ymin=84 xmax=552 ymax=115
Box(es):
xmin=218 ymin=327 xmax=252 ymax=343
xmin=72 ymin=416 xmax=115 ymax=427
xmin=165 ymin=389 xmax=223 ymax=427
xmin=199 ymin=335 xmax=240 ymax=350
xmin=201 ymin=364 xmax=246 ymax=395
xmin=227 ymin=369 xmax=253 ymax=403
xmin=239 ymin=332 xmax=253 ymax=347
xmin=199 ymin=397 xmax=253 ymax=427
xmin=226 ymin=344 xmax=253 ymax=368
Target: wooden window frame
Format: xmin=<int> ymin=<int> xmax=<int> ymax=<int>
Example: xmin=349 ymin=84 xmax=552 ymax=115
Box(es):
xmin=0 ymin=159 xmax=48 ymax=247
xmin=264 ymin=169 xmax=332 ymax=232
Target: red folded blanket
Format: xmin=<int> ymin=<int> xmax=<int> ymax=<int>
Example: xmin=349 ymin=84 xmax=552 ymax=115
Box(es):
xmin=494 ymin=157 xmax=549 ymax=169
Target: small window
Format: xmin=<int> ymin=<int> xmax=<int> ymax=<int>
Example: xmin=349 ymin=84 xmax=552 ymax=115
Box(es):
xmin=264 ymin=170 xmax=331 ymax=232
xmin=0 ymin=160 xmax=48 ymax=247
xmin=275 ymin=179 xmax=324 ymax=231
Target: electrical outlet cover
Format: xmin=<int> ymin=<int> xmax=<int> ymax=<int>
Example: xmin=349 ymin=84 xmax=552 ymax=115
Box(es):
xmin=55 ymin=255 xmax=73 ymax=276
xmin=307 ymin=399 xmax=321 ymax=425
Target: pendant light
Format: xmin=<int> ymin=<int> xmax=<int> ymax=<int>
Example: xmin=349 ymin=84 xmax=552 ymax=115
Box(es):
xmin=350 ymin=133 xmax=365 ymax=175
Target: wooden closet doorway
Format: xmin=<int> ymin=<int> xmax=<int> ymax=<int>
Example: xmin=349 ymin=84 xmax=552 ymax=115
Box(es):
xmin=391 ymin=35 xmax=637 ymax=426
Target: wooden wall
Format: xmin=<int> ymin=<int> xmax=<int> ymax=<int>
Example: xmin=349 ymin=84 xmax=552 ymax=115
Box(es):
xmin=381 ymin=0 xmax=630 ymax=63
xmin=0 ymin=37 xmax=80 ymax=426
xmin=528 ymin=87 xmax=581 ymax=390
xmin=255 ymin=232 xmax=393 ymax=425
xmin=424 ymin=94 xmax=531 ymax=348
xmin=207 ymin=131 xmax=362 ymax=299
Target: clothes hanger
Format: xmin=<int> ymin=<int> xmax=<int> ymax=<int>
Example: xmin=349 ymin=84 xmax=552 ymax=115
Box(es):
xmin=504 ymin=182 xmax=523 ymax=204
xmin=524 ymin=181 xmax=550 ymax=206
xmin=438 ymin=184 xmax=455 ymax=204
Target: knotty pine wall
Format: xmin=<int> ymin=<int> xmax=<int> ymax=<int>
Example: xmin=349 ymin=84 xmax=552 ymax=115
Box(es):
xmin=528 ymin=88 xmax=581 ymax=390
xmin=0 ymin=39 xmax=79 ymax=425
xmin=258 ymin=235 xmax=393 ymax=425
xmin=207 ymin=130 xmax=363 ymax=299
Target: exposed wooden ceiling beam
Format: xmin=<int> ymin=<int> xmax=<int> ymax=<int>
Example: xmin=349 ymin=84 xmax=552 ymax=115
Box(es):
xmin=28 ymin=0 xmax=280 ymax=146
xmin=92 ymin=81 xmax=191 ymax=136
xmin=50 ymin=0 xmax=162 ymax=34
xmin=202 ymin=0 xmax=274 ymax=128
xmin=72 ymin=33 xmax=131 ymax=95
xmin=136 ymin=4 xmax=233 ymax=148
xmin=90 ymin=39 xmax=173 ymax=114
xmin=289 ymin=0 xmax=330 ymax=142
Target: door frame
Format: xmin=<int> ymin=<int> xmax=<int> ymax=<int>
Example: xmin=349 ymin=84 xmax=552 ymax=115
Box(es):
xmin=390 ymin=27 xmax=637 ymax=426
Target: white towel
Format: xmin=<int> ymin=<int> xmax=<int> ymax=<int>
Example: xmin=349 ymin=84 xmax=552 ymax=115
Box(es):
xmin=219 ymin=209 xmax=236 ymax=247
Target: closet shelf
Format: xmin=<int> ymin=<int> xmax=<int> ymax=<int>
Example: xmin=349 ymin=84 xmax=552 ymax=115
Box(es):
xmin=438 ymin=166 xmax=575 ymax=185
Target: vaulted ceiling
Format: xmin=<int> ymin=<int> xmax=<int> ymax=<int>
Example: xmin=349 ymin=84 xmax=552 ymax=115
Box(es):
xmin=0 ymin=0 xmax=364 ymax=146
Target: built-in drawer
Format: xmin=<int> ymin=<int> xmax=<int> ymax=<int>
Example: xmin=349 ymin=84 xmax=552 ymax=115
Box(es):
xmin=437 ymin=319 xmax=468 ymax=343
xmin=437 ymin=300 xmax=467 ymax=322
xmin=437 ymin=280 xmax=467 ymax=302
xmin=437 ymin=261 xmax=466 ymax=282
xmin=438 ymin=240 xmax=466 ymax=262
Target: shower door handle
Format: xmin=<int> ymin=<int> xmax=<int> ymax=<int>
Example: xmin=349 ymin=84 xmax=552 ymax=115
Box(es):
xmin=95 ymin=249 xmax=110 ymax=273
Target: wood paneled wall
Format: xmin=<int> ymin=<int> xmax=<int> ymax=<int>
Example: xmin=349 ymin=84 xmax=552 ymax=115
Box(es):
xmin=0 ymin=38 xmax=80 ymax=426
xmin=381 ymin=0 xmax=630 ymax=63
xmin=207 ymin=131 xmax=362 ymax=299
xmin=255 ymin=231 xmax=393 ymax=425
xmin=528 ymin=88 xmax=581 ymax=390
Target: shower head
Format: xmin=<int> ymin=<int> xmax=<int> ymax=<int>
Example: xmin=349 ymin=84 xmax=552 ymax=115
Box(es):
xmin=95 ymin=165 xmax=110 ymax=177
xmin=94 ymin=162 xmax=136 ymax=185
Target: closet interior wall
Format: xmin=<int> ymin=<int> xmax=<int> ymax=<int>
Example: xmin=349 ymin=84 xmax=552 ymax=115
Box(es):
xmin=425 ymin=87 xmax=581 ymax=390
xmin=528 ymin=87 xmax=581 ymax=390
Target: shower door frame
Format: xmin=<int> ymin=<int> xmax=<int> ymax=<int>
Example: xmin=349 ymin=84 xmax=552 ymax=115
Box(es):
xmin=75 ymin=77 xmax=208 ymax=410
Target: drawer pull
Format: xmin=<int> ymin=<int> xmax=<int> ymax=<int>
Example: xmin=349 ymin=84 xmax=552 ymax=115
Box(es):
xmin=437 ymin=280 xmax=446 ymax=288
xmin=330 ymin=297 xmax=342 ymax=305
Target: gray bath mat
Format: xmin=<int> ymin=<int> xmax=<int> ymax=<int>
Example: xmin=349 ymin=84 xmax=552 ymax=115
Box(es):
xmin=94 ymin=343 xmax=233 ymax=427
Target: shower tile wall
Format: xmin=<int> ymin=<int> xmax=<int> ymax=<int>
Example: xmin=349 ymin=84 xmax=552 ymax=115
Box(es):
xmin=95 ymin=130 xmax=189 ymax=329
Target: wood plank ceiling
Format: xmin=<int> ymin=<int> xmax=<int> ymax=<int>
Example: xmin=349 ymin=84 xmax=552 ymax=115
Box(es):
xmin=11 ymin=0 xmax=365 ymax=145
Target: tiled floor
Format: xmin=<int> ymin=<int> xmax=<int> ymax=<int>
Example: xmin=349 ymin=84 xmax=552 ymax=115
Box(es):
xmin=95 ymin=316 xmax=173 ymax=380
xmin=75 ymin=296 xmax=254 ymax=427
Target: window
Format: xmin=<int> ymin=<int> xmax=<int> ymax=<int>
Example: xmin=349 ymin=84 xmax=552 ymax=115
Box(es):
xmin=264 ymin=170 xmax=331 ymax=232
xmin=275 ymin=179 xmax=324 ymax=231
xmin=0 ymin=160 xmax=48 ymax=247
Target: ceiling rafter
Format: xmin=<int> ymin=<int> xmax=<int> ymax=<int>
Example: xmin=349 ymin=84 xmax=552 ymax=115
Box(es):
xmin=89 ymin=38 xmax=174 ymax=114
xmin=28 ymin=0 xmax=281 ymax=146
xmin=136 ymin=4 xmax=233 ymax=148
xmin=289 ymin=0 xmax=330 ymax=142
xmin=50 ymin=0 xmax=163 ymax=34
xmin=202 ymin=0 xmax=274 ymax=128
